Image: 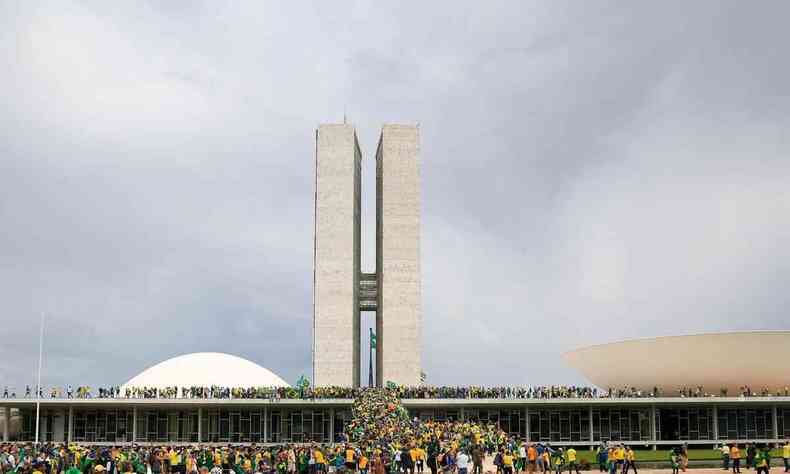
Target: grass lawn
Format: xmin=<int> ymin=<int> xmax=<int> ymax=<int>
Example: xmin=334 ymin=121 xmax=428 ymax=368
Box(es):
xmin=572 ymin=449 xmax=784 ymax=463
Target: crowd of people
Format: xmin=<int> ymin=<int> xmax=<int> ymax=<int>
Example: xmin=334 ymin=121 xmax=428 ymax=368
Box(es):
xmin=717 ymin=442 xmax=790 ymax=474
xmin=3 ymin=386 xmax=790 ymax=474
xmin=2 ymin=389 xmax=790 ymax=474
xmin=3 ymin=439 xmax=789 ymax=474
xmin=4 ymin=385 xmax=790 ymax=401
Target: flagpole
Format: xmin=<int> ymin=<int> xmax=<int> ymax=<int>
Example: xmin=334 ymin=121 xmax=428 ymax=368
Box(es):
xmin=368 ymin=328 xmax=374 ymax=387
xmin=35 ymin=311 xmax=44 ymax=445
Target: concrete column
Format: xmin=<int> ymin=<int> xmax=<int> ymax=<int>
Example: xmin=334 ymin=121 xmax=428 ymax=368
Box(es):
xmin=524 ymin=406 xmax=529 ymax=442
xmin=772 ymin=405 xmax=778 ymax=441
xmin=263 ymin=407 xmax=268 ymax=443
xmin=524 ymin=405 xmax=529 ymax=441
xmin=197 ymin=407 xmax=202 ymax=443
xmin=459 ymin=407 xmax=465 ymax=422
xmin=2 ymin=407 xmax=9 ymax=442
xmin=712 ymin=405 xmax=719 ymax=442
xmin=132 ymin=406 xmax=137 ymax=442
xmin=651 ymin=405 xmax=657 ymax=450
xmin=67 ymin=406 xmax=74 ymax=444
xmin=589 ymin=406 xmax=594 ymax=447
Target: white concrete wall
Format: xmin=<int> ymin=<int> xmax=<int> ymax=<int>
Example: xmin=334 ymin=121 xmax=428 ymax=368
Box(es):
xmin=313 ymin=124 xmax=361 ymax=387
xmin=376 ymin=124 xmax=422 ymax=386
xmin=564 ymin=331 xmax=790 ymax=393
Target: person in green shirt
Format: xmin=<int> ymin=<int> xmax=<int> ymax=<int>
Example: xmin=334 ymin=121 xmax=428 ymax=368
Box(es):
xmin=754 ymin=445 xmax=770 ymax=474
xmin=670 ymin=449 xmax=680 ymax=474
xmin=551 ymin=449 xmax=565 ymax=474
xmin=66 ymin=463 xmax=83 ymax=474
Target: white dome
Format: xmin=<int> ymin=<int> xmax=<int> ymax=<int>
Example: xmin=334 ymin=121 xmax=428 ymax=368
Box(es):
xmin=122 ymin=352 xmax=289 ymax=389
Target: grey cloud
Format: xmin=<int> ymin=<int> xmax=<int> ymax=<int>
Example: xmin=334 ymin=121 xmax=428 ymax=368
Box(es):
xmin=1 ymin=1 xmax=788 ymax=390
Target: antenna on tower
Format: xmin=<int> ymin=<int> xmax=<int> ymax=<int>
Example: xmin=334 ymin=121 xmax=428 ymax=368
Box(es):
xmin=343 ymin=106 xmax=347 ymax=124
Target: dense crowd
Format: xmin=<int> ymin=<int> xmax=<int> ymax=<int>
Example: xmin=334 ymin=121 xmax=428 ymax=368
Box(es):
xmin=0 ymin=387 xmax=580 ymax=474
xmin=3 ymin=385 xmax=790 ymax=401
xmin=0 ymin=387 xmax=654 ymax=474
xmin=1 ymin=389 xmax=789 ymax=474
xmin=3 ymin=438 xmax=789 ymax=474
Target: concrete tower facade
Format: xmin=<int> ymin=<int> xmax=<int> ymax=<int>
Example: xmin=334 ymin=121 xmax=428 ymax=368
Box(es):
xmin=313 ymin=124 xmax=361 ymax=388
xmin=313 ymin=123 xmax=421 ymax=387
xmin=375 ymin=125 xmax=422 ymax=387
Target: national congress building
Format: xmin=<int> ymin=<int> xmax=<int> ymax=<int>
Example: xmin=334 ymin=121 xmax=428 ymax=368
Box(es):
xmin=313 ymin=124 xmax=421 ymax=388
xmin=1 ymin=125 xmax=789 ymax=447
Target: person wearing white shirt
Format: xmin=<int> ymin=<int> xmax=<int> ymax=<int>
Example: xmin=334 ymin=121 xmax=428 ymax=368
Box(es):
xmin=457 ymin=452 xmax=470 ymax=474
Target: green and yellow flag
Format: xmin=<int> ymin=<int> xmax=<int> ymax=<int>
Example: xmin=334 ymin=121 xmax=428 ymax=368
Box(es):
xmin=369 ymin=328 xmax=377 ymax=349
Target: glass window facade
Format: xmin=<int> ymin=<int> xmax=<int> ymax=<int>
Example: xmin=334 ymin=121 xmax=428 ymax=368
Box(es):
xmin=137 ymin=409 xmax=198 ymax=443
xmin=777 ymin=408 xmax=790 ymax=439
xmin=9 ymin=402 xmax=790 ymax=444
xmin=529 ymin=408 xmax=591 ymax=442
xmin=591 ymin=408 xmax=651 ymax=442
xmin=74 ymin=409 xmax=135 ymax=442
xmin=466 ymin=409 xmax=524 ymax=437
xmin=717 ymin=407 xmax=774 ymax=440
xmin=656 ymin=407 xmax=713 ymax=441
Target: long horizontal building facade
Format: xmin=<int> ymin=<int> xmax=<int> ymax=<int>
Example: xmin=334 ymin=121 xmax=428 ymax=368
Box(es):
xmin=2 ymin=397 xmax=790 ymax=446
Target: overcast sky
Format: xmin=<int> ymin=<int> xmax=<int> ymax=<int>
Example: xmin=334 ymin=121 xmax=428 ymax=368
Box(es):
xmin=1 ymin=1 xmax=789 ymax=391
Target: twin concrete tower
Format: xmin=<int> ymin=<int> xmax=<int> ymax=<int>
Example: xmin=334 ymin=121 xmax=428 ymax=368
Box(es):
xmin=313 ymin=123 xmax=422 ymax=387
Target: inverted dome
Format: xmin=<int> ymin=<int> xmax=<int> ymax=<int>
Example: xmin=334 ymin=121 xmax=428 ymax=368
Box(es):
xmin=563 ymin=331 xmax=790 ymax=394
xmin=123 ymin=352 xmax=289 ymax=389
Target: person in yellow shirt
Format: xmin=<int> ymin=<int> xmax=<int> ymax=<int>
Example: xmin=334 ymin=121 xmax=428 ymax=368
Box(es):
xmin=731 ymin=444 xmax=742 ymax=474
xmin=566 ymin=447 xmax=580 ymax=474
xmin=502 ymin=451 xmax=515 ymax=474
xmin=409 ymin=447 xmax=421 ymax=474
xmin=783 ymin=440 xmax=790 ymax=473
xmin=613 ymin=445 xmax=625 ymax=473
xmin=170 ymin=449 xmax=181 ymax=474
xmin=416 ymin=447 xmax=426 ymax=474
xmin=344 ymin=445 xmax=357 ymax=471
xmin=314 ymin=448 xmax=326 ymax=473
xmin=623 ymin=447 xmax=636 ymax=474
xmin=359 ymin=453 xmax=369 ymax=474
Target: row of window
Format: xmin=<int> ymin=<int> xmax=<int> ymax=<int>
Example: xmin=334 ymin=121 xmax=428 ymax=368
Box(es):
xmin=17 ymin=405 xmax=790 ymax=443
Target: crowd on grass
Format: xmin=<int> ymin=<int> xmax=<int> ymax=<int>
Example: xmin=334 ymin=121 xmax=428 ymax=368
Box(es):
xmin=715 ymin=442 xmax=790 ymax=474
xmin=1 ymin=389 xmax=789 ymax=474
xmin=1 ymin=440 xmax=789 ymax=474
xmin=4 ymin=386 xmax=790 ymax=401
xmin=3 ymin=387 xmax=790 ymax=474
